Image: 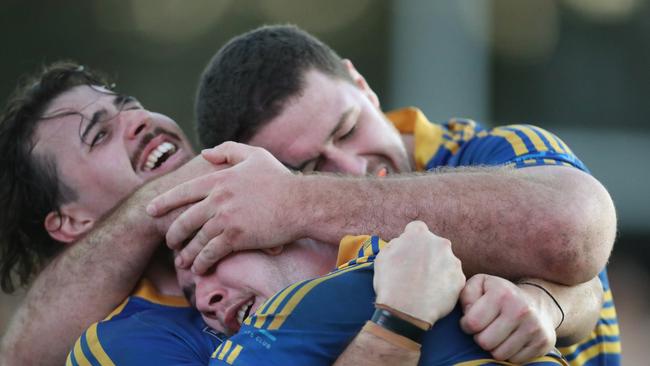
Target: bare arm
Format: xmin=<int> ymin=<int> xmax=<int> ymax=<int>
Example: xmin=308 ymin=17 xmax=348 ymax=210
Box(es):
xmin=150 ymin=143 xmax=616 ymax=285
xmin=295 ymin=165 xmax=615 ymax=285
xmin=0 ymin=155 xmax=217 ymax=366
xmin=334 ymin=330 xmax=420 ymax=366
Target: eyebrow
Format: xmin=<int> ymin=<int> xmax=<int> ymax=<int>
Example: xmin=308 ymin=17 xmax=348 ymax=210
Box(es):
xmin=287 ymin=107 xmax=355 ymax=171
xmin=182 ymin=283 xmax=196 ymax=307
xmin=79 ymin=94 xmax=133 ymax=142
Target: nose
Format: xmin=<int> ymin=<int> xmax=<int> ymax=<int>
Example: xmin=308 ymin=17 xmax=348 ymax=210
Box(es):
xmin=320 ymin=147 xmax=367 ymax=175
xmin=195 ymin=279 xmax=226 ymax=320
xmin=122 ymin=110 xmax=150 ymax=140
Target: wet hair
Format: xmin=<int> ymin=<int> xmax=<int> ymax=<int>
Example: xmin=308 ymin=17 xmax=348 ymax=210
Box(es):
xmin=0 ymin=61 xmax=110 ymax=293
xmin=195 ymin=24 xmax=353 ymax=148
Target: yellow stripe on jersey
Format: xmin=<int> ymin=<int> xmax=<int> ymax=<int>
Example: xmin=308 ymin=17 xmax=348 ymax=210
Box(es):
xmin=252 ymin=280 xmax=306 ymax=328
xmin=72 ymin=335 xmax=91 ymax=365
xmin=600 ymin=306 xmax=617 ymax=319
xmin=85 ymin=323 xmax=115 ymax=366
xmin=65 ymin=352 xmax=73 ymax=366
xmin=544 ymin=159 xmax=558 ymax=165
xmin=491 ymin=128 xmax=529 ymax=156
xmin=218 ymin=340 xmax=233 ymax=360
xmin=535 ymin=128 xmax=566 ymax=154
xmin=104 ymin=298 xmax=129 ymax=321
xmin=267 ymin=263 xmax=373 ymax=330
xmin=603 ymin=289 xmax=612 ymax=302
xmin=455 ymin=355 xmax=567 ymax=366
xmin=524 ymin=159 xmax=537 ymax=165
xmin=211 ymin=344 xmax=221 ymax=358
xmin=80 ymin=323 xmax=115 ymax=366
xmin=226 ymin=344 xmax=243 ymax=364
xmin=560 ymin=342 xmax=621 ymax=366
xmin=509 ymin=126 xmax=549 ymax=152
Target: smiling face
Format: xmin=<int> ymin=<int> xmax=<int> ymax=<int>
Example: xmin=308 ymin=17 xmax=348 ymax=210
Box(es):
xmin=32 ymin=84 xmax=194 ymax=240
xmin=247 ymin=69 xmax=412 ymax=176
xmin=177 ymin=239 xmax=337 ymax=335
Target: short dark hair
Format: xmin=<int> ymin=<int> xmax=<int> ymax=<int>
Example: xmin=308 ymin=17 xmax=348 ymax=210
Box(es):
xmin=195 ymin=24 xmax=352 ymax=148
xmin=0 ymin=61 xmax=110 ymax=293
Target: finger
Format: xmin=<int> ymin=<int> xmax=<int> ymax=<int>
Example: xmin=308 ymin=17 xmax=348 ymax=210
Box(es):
xmin=507 ymin=338 xmax=550 ymax=364
xmin=202 ymin=141 xmax=258 ymax=166
xmin=166 ymin=200 xmax=215 ymax=249
xmin=174 ymin=220 xmax=218 ymax=268
xmin=192 ymin=235 xmax=234 ymax=274
xmin=147 ymin=174 xmax=215 ymax=216
xmin=460 ymin=274 xmax=487 ymax=312
xmin=459 ymin=283 xmax=499 ymax=334
xmin=488 ymin=322 xmax=530 ymax=361
xmin=473 ymin=312 xmax=517 ymax=352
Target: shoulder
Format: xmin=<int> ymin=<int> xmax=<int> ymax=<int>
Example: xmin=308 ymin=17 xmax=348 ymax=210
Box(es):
xmin=67 ymin=298 xmax=223 ymax=366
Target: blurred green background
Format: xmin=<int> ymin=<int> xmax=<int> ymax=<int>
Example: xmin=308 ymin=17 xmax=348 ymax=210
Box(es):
xmin=1 ymin=0 xmax=648 ymax=362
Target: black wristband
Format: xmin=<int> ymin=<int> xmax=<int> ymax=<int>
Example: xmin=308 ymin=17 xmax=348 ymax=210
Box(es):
xmin=370 ymin=308 xmax=426 ymax=344
xmin=518 ymin=282 xmax=565 ymax=330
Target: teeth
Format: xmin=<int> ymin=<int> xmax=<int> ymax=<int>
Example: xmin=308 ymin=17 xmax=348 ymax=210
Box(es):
xmin=236 ymin=299 xmax=254 ymax=325
xmin=144 ymin=142 xmax=176 ymax=171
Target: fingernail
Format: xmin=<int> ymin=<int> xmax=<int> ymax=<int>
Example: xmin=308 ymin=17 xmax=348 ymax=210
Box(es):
xmin=175 ymin=256 xmax=183 ymax=267
xmin=191 ymin=266 xmax=198 ymax=274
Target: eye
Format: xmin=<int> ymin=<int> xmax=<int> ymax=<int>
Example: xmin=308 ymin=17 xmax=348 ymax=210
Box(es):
xmin=90 ymin=129 xmax=109 ymax=147
xmin=339 ymin=124 xmax=356 ymax=141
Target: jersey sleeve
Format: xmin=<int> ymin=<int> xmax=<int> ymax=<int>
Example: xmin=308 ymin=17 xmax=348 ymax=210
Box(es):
xmin=424 ymin=119 xmax=588 ymax=172
xmin=66 ymin=313 xmax=220 ymax=366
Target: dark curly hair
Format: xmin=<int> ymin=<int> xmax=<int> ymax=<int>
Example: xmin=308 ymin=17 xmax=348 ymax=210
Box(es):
xmin=195 ymin=24 xmax=353 ymax=149
xmin=0 ymin=61 xmax=110 ymax=293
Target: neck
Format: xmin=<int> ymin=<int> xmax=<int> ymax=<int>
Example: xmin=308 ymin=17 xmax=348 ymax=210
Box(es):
xmin=144 ymin=246 xmax=182 ymax=297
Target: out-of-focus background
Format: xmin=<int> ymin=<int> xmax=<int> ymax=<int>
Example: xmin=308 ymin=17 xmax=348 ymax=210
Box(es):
xmin=1 ymin=0 xmax=648 ymax=362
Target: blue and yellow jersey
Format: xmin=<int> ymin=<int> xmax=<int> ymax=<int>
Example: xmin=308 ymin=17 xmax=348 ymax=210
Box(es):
xmin=209 ymin=236 xmax=567 ymax=366
xmin=388 ymin=107 xmax=620 ymax=366
xmin=66 ymin=279 xmax=224 ymax=366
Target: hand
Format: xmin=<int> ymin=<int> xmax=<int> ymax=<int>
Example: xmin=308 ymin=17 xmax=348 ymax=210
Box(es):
xmin=146 ymin=142 xmax=303 ymax=274
xmin=459 ymin=274 xmax=556 ymax=363
xmin=374 ymin=221 xmax=465 ymax=325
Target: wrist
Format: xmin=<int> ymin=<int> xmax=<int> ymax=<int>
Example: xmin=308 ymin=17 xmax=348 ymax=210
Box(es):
xmin=517 ymin=281 xmax=565 ymax=330
xmin=369 ymin=307 xmax=428 ymax=347
xmin=374 ymin=303 xmax=432 ymax=330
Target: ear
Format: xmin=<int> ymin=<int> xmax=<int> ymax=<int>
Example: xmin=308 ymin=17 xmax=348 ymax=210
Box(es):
xmin=341 ymin=59 xmax=380 ymax=108
xmin=44 ymin=205 xmax=96 ymax=244
xmin=262 ymin=245 xmax=285 ymax=256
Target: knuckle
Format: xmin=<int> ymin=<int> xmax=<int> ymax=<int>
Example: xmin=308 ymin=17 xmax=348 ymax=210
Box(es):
xmin=464 ymin=316 xmax=482 ymax=332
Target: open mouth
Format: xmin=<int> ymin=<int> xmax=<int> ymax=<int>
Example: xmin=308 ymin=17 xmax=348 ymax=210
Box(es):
xmin=236 ymin=298 xmax=255 ymax=326
xmin=143 ymin=141 xmax=177 ymax=171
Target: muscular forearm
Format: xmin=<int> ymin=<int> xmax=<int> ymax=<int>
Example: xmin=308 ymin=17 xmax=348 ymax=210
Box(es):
xmin=334 ymin=326 xmax=420 ymax=366
xmin=297 ymin=165 xmax=616 ymax=284
xmin=518 ymin=277 xmax=603 ymax=346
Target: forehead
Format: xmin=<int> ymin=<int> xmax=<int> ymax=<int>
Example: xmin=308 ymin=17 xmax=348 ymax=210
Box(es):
xmin=248 ymin=70 xmax=355 ymax=159
xmin=43 ymin=84 xmax=115 ymax=116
